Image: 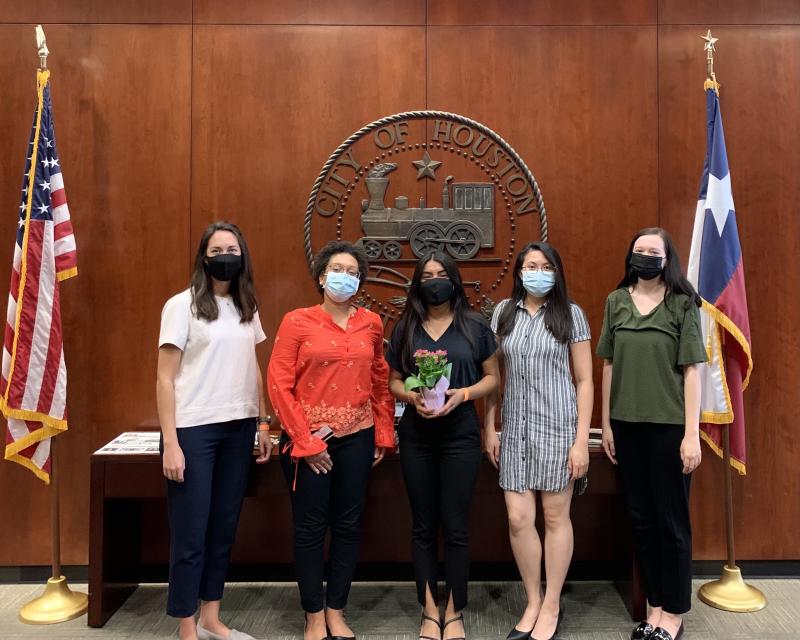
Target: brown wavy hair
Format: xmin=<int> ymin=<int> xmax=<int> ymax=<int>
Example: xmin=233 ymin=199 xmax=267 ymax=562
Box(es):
xmin=190 ymin=221 xmax=258 ymax=323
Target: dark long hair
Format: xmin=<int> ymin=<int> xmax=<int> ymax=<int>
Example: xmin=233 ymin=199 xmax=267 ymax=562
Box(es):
xmin=190 ymin=221 xmax=259 ymax=323
xmin=394 ymin=252 xmax=481 ymax=374
xmin=496 ymin=242 xmax=574 ymax=343
xmin=617 ymin=227 xmax=701 ymax=307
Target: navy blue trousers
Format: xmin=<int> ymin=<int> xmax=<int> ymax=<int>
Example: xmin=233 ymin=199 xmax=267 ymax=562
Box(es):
xmin=162 ymin=417 xmax=256 ymax=618
xmin=280 ymin=427 xmax=375 ymax=613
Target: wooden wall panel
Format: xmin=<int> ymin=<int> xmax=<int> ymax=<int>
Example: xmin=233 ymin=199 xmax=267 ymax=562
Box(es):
xmin=0 ymin=24 xmax=191 ymax=565
xmin=0 ymin=0 xmax=191 ymax=23
xmin=428 ymin=25 xmax=659 ymax=426
xmin=660 ymin=0 xmax=800 ymax=24
xmin=193 ymin=0 xmax=425 ymax=25
xmin=427 ymin=0 xmax=657 ymax=25
xmin=658 ymin=26 xmax=800 ymax=559
xmin=191 ymin=25 xmax=426 ymax=346
xmin=0 ymin=1 xmax=798 ymax=567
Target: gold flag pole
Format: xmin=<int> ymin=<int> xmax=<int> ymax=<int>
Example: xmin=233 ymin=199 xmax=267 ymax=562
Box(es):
xmin=696 ymin=30 xmax=766 ymax=613
xmin=17 ymin=25 xmax=87 ymax=625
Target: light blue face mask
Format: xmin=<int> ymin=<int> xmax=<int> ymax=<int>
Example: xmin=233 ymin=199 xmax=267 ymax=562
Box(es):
xmin=324 ymin=271 xmax=360 ymax=302
xmin=522 ymin=271 xmax=556 ymax=298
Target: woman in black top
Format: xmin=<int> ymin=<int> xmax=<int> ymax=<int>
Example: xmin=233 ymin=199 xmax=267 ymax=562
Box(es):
xmin=388 ymin=252 xmax=499 ymax=640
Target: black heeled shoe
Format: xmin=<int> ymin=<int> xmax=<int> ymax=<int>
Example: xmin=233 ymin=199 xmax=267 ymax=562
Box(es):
xmin=419 ymin=612 xmax=442 ymax=640
xmin=442 ymin=613 xmax=466 ymax=640
xmin=531 ymin=607 xmax=563 ymax=640
xmin=630 ymin=621 xmax=655 ymax=640
xmin=649 ymin=622 xmax=684 ymax=640
xmin=505 ymin=627 xmax=532 ymax=640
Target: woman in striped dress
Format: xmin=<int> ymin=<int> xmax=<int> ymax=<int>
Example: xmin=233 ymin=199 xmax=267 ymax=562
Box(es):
xmin=484 ymin=242 xmax=593 ymax=640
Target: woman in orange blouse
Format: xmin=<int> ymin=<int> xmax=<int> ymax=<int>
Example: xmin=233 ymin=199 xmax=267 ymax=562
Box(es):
xmin=268 ymin=240 xmax=395 ymax=640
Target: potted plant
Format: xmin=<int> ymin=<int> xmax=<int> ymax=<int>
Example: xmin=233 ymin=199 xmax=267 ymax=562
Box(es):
xmin=403 ymin=349 xmax=452 ymax=412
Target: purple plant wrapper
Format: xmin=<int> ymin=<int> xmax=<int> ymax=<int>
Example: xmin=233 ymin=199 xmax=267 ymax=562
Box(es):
xmin=421 ymin=376 xmax=450 ymax=411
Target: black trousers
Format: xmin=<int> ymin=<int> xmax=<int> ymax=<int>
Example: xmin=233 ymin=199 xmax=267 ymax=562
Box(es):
xmin=397 ymin=403 xmax=482 ymax=612
xmin=612 ymin=419 xmax=693 ymax=614
xmin=280 ymin=427 xmax=375 ymax=613
xmin=162 ymin=418 xmax=256 ymax=618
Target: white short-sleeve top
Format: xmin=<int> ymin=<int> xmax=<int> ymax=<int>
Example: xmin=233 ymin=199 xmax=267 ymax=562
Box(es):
xmin=159 ymin=289 xmax=267 ymax=428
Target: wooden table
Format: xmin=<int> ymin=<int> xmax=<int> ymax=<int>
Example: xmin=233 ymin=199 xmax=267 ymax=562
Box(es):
xmin=89 ymin=442 xmax=644 ymax=627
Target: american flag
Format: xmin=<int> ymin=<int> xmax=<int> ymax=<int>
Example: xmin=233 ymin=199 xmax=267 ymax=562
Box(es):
xmin=1 ymin=70 xmax=77 ymax=484
xmin=687 ymin=87 xmax=752 ymax=475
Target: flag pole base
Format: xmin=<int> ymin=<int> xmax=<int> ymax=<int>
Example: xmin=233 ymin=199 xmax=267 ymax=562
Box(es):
xmin=698 ymin=565 xmax=767 ymax=612
xmin=18 ymin=576 xmax=88 ymax=624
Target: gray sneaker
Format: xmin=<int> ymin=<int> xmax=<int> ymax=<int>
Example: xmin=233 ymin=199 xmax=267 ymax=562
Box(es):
xmin=196 ymin=624 xmax=257 ymax=640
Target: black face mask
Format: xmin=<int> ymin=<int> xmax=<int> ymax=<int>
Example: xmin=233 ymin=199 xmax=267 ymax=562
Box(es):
xmin=629 ymin=253 xmax=664 ymax=281
xmin=419 ymin=278 xmax=454 ymax=306
xmin=206 ymin=254 xmax=242 ymax=282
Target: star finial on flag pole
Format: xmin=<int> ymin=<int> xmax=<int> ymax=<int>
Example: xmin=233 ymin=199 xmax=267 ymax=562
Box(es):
xmin=701 ymin=29 xmax=719 ymax=52
xmin=701 ymin=29 xmax=720 ymax=93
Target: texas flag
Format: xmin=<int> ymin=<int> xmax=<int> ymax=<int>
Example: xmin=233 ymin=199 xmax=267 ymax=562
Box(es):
xmin=687 ymin=88 xmax=753 ymax=475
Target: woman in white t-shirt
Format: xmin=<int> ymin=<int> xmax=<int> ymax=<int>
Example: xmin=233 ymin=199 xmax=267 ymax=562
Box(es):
xmin=157 ymin=221 xmax=272 ymax=640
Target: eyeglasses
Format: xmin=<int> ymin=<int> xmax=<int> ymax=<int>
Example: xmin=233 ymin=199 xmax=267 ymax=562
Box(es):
xmin=327 ymin=264 xmax=361 ymax=278
xmin=521 ymin=265 xmax=557 ymax=273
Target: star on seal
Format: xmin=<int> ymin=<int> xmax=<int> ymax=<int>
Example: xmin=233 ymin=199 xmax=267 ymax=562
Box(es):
xmin=412 ymin=151 xmax=442 ymax=180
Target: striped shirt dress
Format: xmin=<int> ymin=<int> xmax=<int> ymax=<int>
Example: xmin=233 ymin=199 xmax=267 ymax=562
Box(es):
xmin=491 ymin=299 xmax=591 ymax=494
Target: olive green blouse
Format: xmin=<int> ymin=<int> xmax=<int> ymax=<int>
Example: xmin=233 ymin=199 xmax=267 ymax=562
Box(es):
xmin=596 ymin=289 xmax=707 ymax=425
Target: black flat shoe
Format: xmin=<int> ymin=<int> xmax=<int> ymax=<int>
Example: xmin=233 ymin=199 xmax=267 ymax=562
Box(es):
xmin=649 ymin=622 xmax=684 ymax=640
xmin=505 ymin=627 xmax=532 ymax=640
xmin=419 ymin=612 xmax=442 ymax=640
xmin=531 ymin=607 xmax=563 ymax=640
xmin=630 ymin=621 xmax=655 ymax=640
xmin=443 ymin=613 xmax=466 ymax=640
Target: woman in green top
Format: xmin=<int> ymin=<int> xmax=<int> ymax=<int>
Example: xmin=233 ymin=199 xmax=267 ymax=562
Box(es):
xmin=597 ymin=227 xmax=706 ymax=640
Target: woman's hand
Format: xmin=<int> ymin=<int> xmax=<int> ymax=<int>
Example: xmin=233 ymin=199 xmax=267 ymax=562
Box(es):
xmin=601 ymin=425 xmax=617 ymax=465
xmin=256 ymin=430 xmax=273 ymax=464
xmin=437 ymin=388 xmax=466 ymax=416
xmin=568 ymin=440 xmax=589 ymax=480
xmin=407 ymin=390 xmax=438 ymax=419
xmin=305 ymin=450 xmax=333 ymax=474
xmin=483 ymin=429 xmax=500 ymax=469
xmin=680 ymin=432 xmax=702 ymax=474
xmin=162 ymin=441 xmax=185 ymax=482
xmin=372 ymin=446 xmax=385 ymax=468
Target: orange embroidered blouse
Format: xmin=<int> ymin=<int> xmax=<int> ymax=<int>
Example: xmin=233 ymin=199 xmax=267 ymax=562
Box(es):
xmin=267 ymin=304 xmax=395 ymax=458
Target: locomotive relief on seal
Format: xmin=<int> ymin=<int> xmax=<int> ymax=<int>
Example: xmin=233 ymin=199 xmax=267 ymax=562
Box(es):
xmin=304 ymin=111 xmax=548 ymax=331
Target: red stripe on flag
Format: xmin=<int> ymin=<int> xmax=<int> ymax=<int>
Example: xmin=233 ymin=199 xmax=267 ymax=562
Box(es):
xmin=50 ymin=189 xmax=66 ymax=209
xmin=55 ymin=250 xmax=76 ymax=273
xmin=7 ymin=222 xmax=44 ymax=406
xmin=54 ymin=220 xmax=73 ymax=242
xmin=9 ymin=266 xmax=20 ymax=302
xmin=4 ymin=322 xmax=15 ymax=354
xmin=36 ymin=283 xmax=62 ymax=414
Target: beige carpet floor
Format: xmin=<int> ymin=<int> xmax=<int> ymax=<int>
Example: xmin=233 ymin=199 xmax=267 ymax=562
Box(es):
xmin=0 ymin=579 xmax=797 ymax=639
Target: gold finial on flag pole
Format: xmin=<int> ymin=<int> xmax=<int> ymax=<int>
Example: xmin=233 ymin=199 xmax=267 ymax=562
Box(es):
xmin=701 ymin=29 xmax=720 ymax=93
xmin=35 ymin=25 xmax=49 ymax=69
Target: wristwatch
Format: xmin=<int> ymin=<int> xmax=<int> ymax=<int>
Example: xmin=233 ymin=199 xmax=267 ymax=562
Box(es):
xmin=257 ymin=415 xmax=272 ymax=431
